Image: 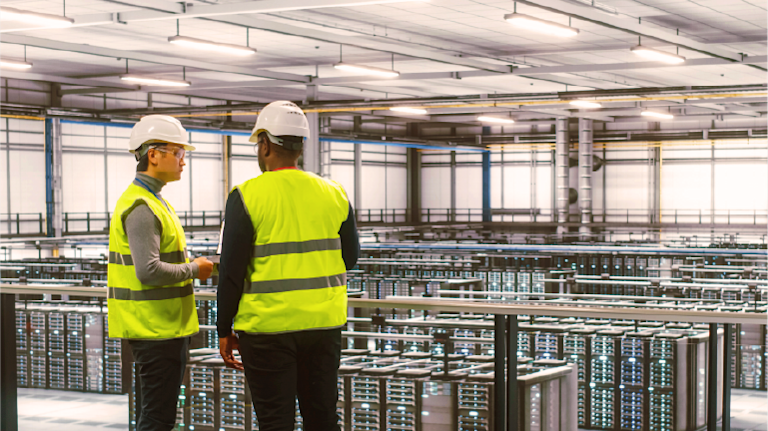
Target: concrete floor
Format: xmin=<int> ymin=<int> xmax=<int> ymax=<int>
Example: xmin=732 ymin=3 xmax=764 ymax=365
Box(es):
xmin=18 ymin=388 xmax=128 ymax=431
xmin=15 ymin=387 xmax=767 ymax=431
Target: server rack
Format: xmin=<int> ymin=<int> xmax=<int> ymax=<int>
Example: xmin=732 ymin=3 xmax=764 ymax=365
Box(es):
xmin=591 ymin=329 xmax=624 ymax=430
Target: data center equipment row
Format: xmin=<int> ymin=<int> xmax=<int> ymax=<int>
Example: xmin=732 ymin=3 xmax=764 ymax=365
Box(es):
xmin=129 ymin=348 xmax=577 ymax=431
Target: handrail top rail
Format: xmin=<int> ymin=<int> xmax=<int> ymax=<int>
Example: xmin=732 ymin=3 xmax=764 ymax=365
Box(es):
xmin=1 ymin=284 xmax=764 ymax=325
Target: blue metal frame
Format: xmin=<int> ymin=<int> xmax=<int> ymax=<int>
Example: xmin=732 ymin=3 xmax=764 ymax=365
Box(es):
xmin=482 ymin=150 xmax=491 ymax=222
xmin=44 ymin=118 xmax=54 ymax=237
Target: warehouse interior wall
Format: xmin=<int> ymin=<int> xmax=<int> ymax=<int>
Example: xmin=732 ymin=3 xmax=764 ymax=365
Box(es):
xmin=1 ymin=117 xmax=766 ymax=236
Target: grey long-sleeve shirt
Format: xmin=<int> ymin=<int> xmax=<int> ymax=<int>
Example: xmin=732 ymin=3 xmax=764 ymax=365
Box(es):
xmin=123 ymin=173 xmax=199 ymax=286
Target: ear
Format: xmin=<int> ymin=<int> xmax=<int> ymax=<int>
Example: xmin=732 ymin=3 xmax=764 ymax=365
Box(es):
xmin=147 ymin=148 xmax=160 ymax=166
xmin=263 ymin=141 xmax=273 ymax=158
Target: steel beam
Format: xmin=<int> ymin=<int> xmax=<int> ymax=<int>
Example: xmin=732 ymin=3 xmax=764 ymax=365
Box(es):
xmin=514 ymin=0 xmax=746 ymax=62
xmin=1 ymin=34 xmax=310 ymax=82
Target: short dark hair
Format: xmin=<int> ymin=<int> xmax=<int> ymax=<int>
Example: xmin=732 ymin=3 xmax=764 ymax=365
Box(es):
xmin=136 ymin=143 xmax=167 ymax=172
xmin=258 ymin=132 xmax=302 ymax=159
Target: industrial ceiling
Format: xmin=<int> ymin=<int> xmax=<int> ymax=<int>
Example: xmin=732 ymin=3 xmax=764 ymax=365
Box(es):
xmin=0 ymin=0 xmax=765 ymax=136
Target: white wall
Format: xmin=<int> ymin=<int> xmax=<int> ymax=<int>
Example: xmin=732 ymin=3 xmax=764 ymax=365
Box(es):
xmin=0 ymin=118 xmax=46 ymax=235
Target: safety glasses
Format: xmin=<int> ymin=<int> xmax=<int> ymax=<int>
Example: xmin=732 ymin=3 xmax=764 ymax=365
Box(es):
xmin=153 ymin=146 xmax=186 ymax=161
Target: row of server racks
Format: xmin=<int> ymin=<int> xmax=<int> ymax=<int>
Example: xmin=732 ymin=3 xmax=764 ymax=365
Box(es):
xmin=14 ymin=302 xmax=123 ymax=394
xmin=129 ymin=347 xmax=577 ymax=431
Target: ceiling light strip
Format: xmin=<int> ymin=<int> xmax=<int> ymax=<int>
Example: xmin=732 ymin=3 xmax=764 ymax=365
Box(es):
xmin=168 ymin=36 xmax=256 ymax=56
xmin=478 ymin=116 xmax=515 ymax=124
xmin=0 ymin=58 xmax=33 ymax=70
xmin=504 ymin=13 xmax=579 ymax=37
xmin=334 ymin=62 xmax=400 ymax=78
xmin=631 ymin=46 xmax=685 ymax=64
xmin=120 ymin=75 xmax=191 ymax=87
xmin=390 ymin=107 xmax=428 ymax=115
xmin=0 ymin=7 xmax=74 ymax=27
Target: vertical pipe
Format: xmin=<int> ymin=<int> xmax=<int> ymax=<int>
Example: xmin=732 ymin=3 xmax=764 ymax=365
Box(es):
xmin=104 ymin=126 xmax=109 ymax=215
xmin=304 ymin=85 xmax=321 ymax=174
xmin=494 ymin=315 xmax=506 ymax=431
xmin=530 ymin=149 xmax=536 ymax=221
xmin=555 ymin=118 xmax=569 ymax=233
xmin=707 ymin=323 xmax=718 ymax=431
xmin=0 ymin=293 xmax=18 ymax=431
xmin=578 ymin=118 xmax=593 ymax=240
xmin=5 ymin=118 xmax=11 ymax=235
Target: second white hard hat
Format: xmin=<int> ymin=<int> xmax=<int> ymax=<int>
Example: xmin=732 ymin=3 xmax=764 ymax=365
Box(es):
xmin=249 ymin=101 xmax=309 ymax=150
xmin=128 ymin=115 xmax=196 ymax=155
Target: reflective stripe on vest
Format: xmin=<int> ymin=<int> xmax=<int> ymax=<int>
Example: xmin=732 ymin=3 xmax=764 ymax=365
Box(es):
xmin=233 ymin=170 xmax=350 ymax=334
xmin=252 ymin=238 xmax=341 ymax=258
xmin=246 ymin=273 xmax=347 ymax=294
xmin=108 ymin=250 xmax=188 ymax=266
xmin=107 ymin=183 xmax=198 ymax=340
xmin=109 ymin=282 xmax=194 ymax=301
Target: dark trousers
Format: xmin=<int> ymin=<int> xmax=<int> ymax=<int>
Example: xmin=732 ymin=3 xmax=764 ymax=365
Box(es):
xmin=238 ymin=328 xmax=342 ymax=431
xmin=129 ymin=337 xmax=189 ymax=431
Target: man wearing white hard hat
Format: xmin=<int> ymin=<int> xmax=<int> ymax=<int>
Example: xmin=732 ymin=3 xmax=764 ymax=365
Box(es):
xmin=107 ymin=115 xmax=213 ymax=431
xmin=217 ymin=101 xmax=360 ymax=431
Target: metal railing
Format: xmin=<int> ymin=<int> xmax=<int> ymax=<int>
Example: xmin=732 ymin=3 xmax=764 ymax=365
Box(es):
xmin=63 ymin=211 xmax=224 ymax=234
xmin=0 ymin=213 xmax=45 ymax=237
xmin=0 ymin=283 xmax=762 ymax=431
xmin=354 ymin=208 xmax=768 ymax=225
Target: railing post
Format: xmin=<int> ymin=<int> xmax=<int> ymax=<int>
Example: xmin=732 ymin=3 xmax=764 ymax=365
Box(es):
xmin=202 ymin=211 xmax=206 ymax=227
xmin=64 ymin=213 xmax=69 ymax=234
xmin=87 ymin=212 xmax=91 ymax=232
xmin=427 ymin=208 xmax=430 ymax=222
xmin=15 ymin=213 xmax=20 ymax=235
xmin=675 ymin=209 xmax=678 ymax=224
xmin=699 ymin=209 xmax=702 ymax=224
xmin=627 ymin=209 xmax=629 ymax=223
xmin=37 ymin=213 xmax=42 ymax=235
xmin=728 ymin=210 xmax=730 ymax=225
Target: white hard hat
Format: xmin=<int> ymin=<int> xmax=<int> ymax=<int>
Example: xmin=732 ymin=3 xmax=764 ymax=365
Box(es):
xmin=249 ymin=101 xmax=309 ymax=150
xmin=128 ymin=115 xmax=196 ymax=156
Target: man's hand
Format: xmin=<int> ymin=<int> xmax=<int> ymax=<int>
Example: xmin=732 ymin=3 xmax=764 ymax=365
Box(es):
xmin=219 ymin=333 xmax=244 ymax=370
xmin=193 ymin=256 xmax=214 ymax=281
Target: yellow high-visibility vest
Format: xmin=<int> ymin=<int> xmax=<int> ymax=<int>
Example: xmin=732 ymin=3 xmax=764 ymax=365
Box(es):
xmin=234 ymin=169 xmax=349 ymax=334
xmin=107 ymin=183 xmax=198 ymax=339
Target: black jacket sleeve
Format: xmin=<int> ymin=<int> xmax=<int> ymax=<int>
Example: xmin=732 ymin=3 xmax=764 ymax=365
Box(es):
xmin=339 ymin=202 xmax=360 ymax=270
xmin=216 ymin=189 xmax=253 ymax=338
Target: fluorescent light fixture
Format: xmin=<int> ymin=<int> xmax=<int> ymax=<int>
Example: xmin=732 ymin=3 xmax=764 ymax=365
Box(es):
xmin=120 ymin=75 xmax=191 ymax=87
xmin=641 ymin=110 xmax=674 ymax=120
xmin=168 ymin=36 xmax=257 ymax=56
xmin=569 ymin=100 xmax=602 ymax=109
xmin=630 ymin=46 xmax=685 ymax=64
xmin=478 ymin=116 xmax=515 ymax=124
xmin=0 ymin=7 xmax=74 ymax=27
xmin=504 ymin=13 xmax=579 ymax=37
xmin=390 ymin=107 xmax=427 ymax=115
xmin=334 ymin=62 xmax=400 ymax=78
xmin=0 ymin=58 xmax=33 ymax=70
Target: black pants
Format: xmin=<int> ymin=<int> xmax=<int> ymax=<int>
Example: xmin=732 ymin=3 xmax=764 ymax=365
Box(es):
xmin=129 ymin=337 xmax=189 ymax=431
xmin=238 ymin=328 xmax=342 ymax=431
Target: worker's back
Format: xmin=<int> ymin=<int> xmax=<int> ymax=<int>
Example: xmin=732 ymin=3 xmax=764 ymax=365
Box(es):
xmin=233 ymin=168 xmax=350 ymax=334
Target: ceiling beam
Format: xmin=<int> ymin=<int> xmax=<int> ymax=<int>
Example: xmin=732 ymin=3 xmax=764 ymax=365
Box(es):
xmin=1 ymin=35 xmax=309 ymax=83
xmin=60 ymin=87 xmax=139 ymax=95
xmin=1 ymin=70 xmax=140 ymax=90
xmin=116 ymin=0 xmax=422 ymax=22
xmin=514 ymin=0 xmax=747 ymax=63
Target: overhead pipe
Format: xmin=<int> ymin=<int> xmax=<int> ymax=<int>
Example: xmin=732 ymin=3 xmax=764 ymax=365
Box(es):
xmin=555 ymin=118 xmax=569 ymax=232
xmin=578 ymin=118 xmax=593 ymax=239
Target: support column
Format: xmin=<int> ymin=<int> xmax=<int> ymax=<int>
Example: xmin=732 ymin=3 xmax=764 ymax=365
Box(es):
xmin=578 ymin=118 xmax=593 ymax=240
xmin=555 ymin=118 xmax=570 ymax=234
xmin=0 ymin=292 xmax=18 ymax=431
xmin=450 ymin=151 xmax=456 ymax=222
xmin=648 ymin=146 xmax=662 ymax=241
xmin=354 ymin=144 xmax=362 ymax=217
xmin=45 ymin=118 xmax=63 ymax=239
xmin=222 ymin=134 xmax=232 ymax=203
xmin=481 ymin=127 xmax=491 ymax=223
xmin=303 ymin=85 xmax=321 ymax=174
xmin=406 ymin=148 xmax=421 ymax=224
